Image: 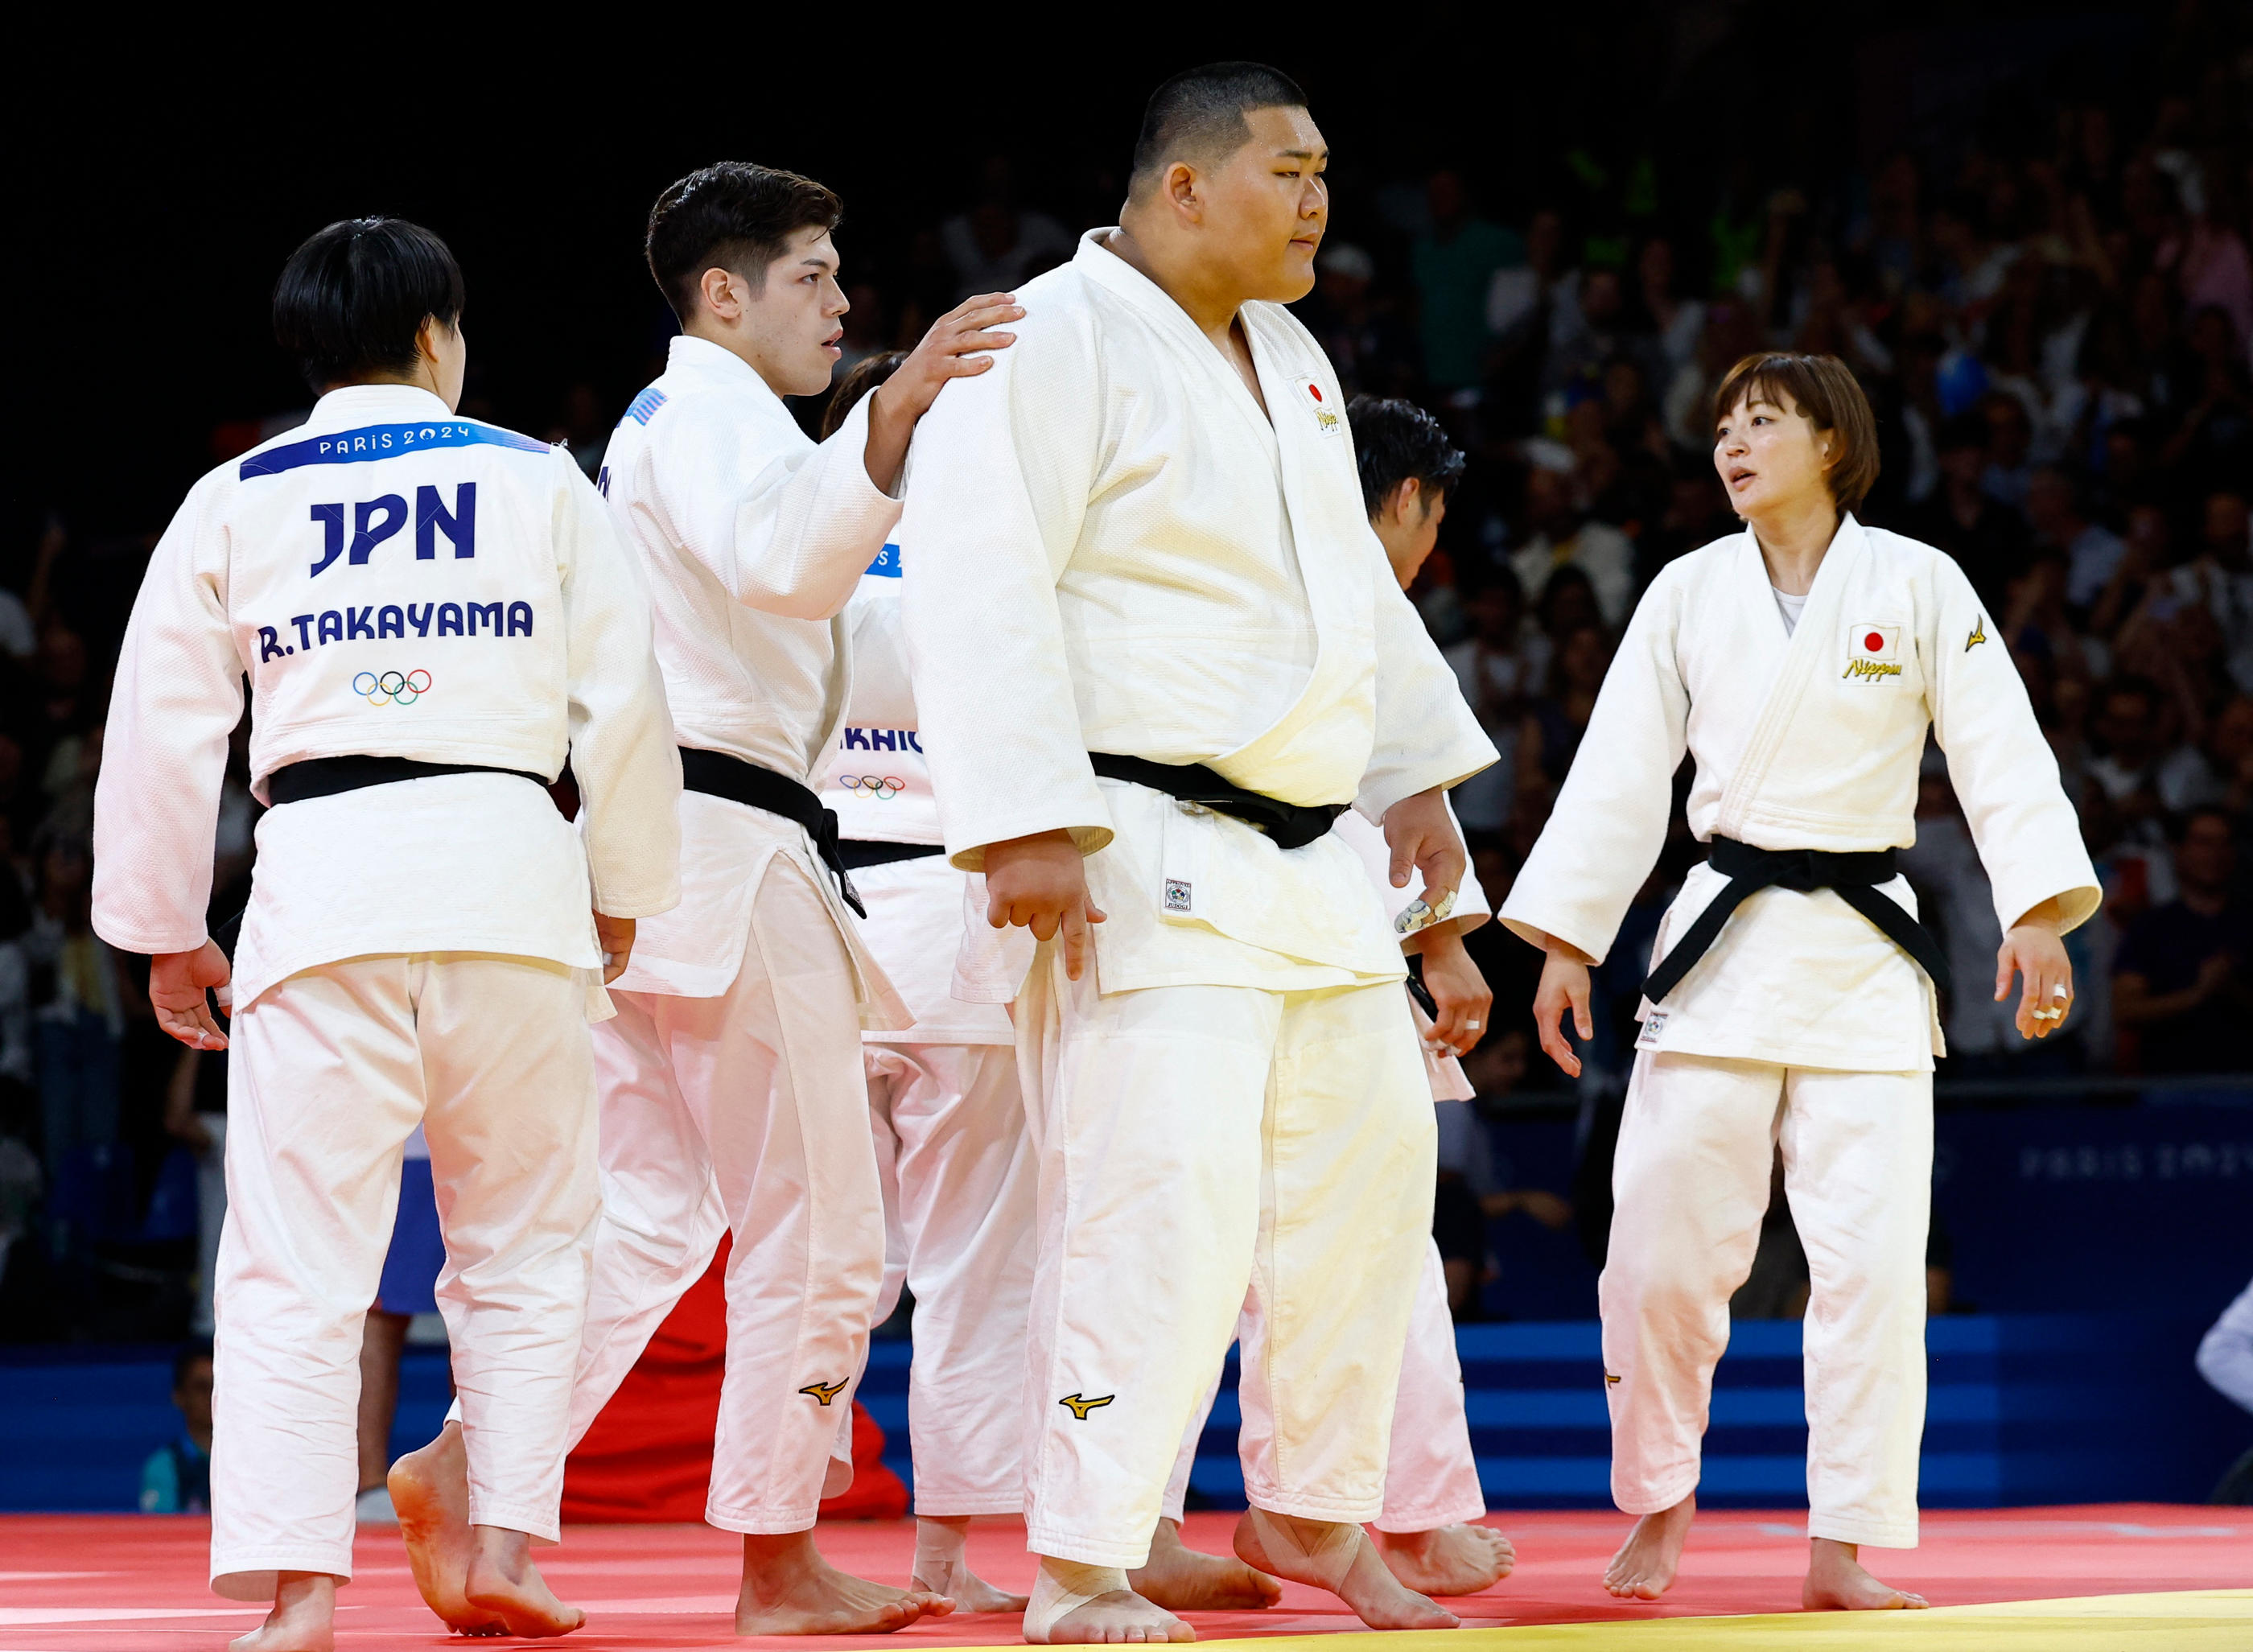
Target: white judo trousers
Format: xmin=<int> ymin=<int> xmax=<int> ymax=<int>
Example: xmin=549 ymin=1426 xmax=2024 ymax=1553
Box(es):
xmin=564 ymin=854 xmax=882 ymax=1532
xmin=1603 ymin=1050 xmax=1932 ymax=1549
xmin=1015 ymin=949 xmax=1435 ymax=1568
xmin=866 ymin=1037 xmax=1035 ymax=1514
xmin=1164 ymin=1237 xmax=1486 ymax=1532
xmin=212 ymin=954 xmax=598 ymax=1596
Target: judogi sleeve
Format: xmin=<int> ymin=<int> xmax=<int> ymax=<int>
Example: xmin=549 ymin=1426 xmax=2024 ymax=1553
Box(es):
xmin=92 ymin=476 xmax=242 ymax=954
xmin=900 ymin=312 xmax=1112 ymax=869
xmin=555 ymin=455 xmax=682 ymax=920
xmin=1356 ymin=566 xmax=1499 ymax=819
xmin=1924 ymin=554 xmax=2099 ymax=933
xmin=1498 ymin=571 xmax=1691 ymax=963
xmin=658 ymin=391 xmax=900 ymax=621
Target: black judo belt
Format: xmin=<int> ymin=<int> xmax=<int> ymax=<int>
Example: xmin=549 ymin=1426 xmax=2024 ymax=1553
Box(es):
xmin=838 ymin=840 xmax=945 ymax=871
xmin=1640 ymin=834 xmax=1951 ymax=1004
xmin=680 ymin=748 xmax=865 ymax=917
xmin=1089 ymin=753 xmax=1345 ymax=851
xmin=266 ymin=754 xmax=550 ymax=806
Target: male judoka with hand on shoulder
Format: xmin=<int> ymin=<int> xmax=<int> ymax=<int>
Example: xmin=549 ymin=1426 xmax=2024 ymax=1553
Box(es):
xmin=1500 ymin=352 xmax=2097 ymax=1613
xmin=393 ymin=161 xmax=1018 ymax=1637
xmin=902 ymin=62 xmax=1497 ymax=1646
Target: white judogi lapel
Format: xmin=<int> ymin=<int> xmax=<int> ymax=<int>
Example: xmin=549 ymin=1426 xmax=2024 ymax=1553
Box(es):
xmin=904 ymin=232 xmax=1493 ymax=995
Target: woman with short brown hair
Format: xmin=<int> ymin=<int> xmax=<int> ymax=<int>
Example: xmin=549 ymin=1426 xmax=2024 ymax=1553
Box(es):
xmin=1499 ymin=353 xmax=2098 ymax=1612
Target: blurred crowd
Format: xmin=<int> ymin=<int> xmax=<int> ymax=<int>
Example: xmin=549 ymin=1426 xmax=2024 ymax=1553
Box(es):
xmin=5 ymin=16 xmax=2252 ymax=1340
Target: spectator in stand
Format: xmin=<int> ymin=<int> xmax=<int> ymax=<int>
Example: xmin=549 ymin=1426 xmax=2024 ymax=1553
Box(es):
xmin=1445 ymin=572 xmax=1542 ymax=838
xmin=1544 ymin=266 xmax=1630 ymax=406
xmin=1906 ymin=412 xmax=2033 ymax=613
xmin=2025 ymin=465 xmax=2128 ymax=614
xmin=1510 ymin=463 xmax=1635 ymax=628
xmin=2115 ymin=807 xmax=2253 ymax=1074
xmin=29 ymin=835 xmax=124 ymax=1184
xmin=1301 ymin=243 xmax=1415 ymax=397
xmin=2089 ymin=674 xmax=2213 ymax=822
xmin=2160 ymin=308 xmax=2253 ymax=491
xmin=1633 ymin=237 xmax=1705 ymax=379
xmin=2168 ymin=490 xmax=2253 ymax=693
xmin=1637 ymin=463 xmax=1732 ymax=586
xmin=1411 ymin=169 xmax=1521 ymax=393
xmin=937 ymin=154 xmax=1072 ymax=301
xmin=2206 ymin=694 xmax=2253 ymax=838
xmin=1513 ymin=620 xmax=1611 ymax=831
xmin=140 ymin=1344 xmax=213 ymax=1514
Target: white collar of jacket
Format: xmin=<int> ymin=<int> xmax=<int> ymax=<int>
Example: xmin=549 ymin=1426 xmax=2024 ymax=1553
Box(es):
xmin=303 ymin=383 xmax=457 ymax=431
xmin=1073 ymin=228 xmax=1216 ymax=344
xmin=666 ymin=332 xmax=785 ymax=400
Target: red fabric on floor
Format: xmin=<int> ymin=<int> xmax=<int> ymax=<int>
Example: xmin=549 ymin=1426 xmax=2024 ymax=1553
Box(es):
xmin=561 ymin=1235 xmax=909 ymax=1523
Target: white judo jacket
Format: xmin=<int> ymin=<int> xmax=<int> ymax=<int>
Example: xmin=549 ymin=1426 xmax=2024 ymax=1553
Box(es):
xmin=599 ymin=335 xmax=907 ymax=1022
xmin=902 ymin=231 xmax=1497 ymax=994
xmin=93 ymin=384 xmax=682 ymax=1010
xmin=1500 ymin=515 xmax=2100 ymax=1071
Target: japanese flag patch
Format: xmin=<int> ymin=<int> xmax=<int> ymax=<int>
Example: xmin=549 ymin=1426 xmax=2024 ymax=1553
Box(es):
xmin=1294 ymin=377 xmax=1345 ymax=438
xmin=1843 ymin=621 xmax=1904 ymax=682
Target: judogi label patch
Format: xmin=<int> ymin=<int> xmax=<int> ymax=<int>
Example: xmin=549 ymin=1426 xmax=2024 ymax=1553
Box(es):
xmin=1293 ymin=377 xmax=1345 ymax=439
xmin=1843 ymin=621 xmax=1903 ymax=682
xmin=1635 ymin=1011 xmax=1667 ymax=1050
xmin=1164 ymin=879 xmax=1193 ymax=913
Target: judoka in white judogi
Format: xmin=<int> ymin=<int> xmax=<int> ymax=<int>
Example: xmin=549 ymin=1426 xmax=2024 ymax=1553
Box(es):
xmin=1501 ymin=513 xmax=2098 ymax=1557
xmin=563 ymin=333 xmax=912 ymax=1539
xmin=93 ymin=382 xmax=681 ymax=1605
xmin=901 ymin=227 xmax=1496 ymax=1618
xmin=1165 ymin=809 xmax=1498 ymax=1550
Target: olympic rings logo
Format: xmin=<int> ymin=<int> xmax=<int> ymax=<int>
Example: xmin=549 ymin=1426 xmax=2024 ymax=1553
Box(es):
xmin=838 ymin=775 xmax=907 ymax=799
xmin=352 ymin=669 xmax=433 ymax=707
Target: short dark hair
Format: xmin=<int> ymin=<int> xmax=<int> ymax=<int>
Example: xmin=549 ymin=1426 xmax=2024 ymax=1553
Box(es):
xmin=273 ymin=217 xmax=464 ymax=393
xmin=1348 ymin=395 xmax=1465 ymax=519
xmin=1130 ymin=62 xmax=1308 ymax=194
xmin=1710 ymin=352 xmax=1881 ymax=516
xmin=819 ymin=351 xmax=908 ymax=441
xmin=646 ymin=162 xmax=843 ymax=322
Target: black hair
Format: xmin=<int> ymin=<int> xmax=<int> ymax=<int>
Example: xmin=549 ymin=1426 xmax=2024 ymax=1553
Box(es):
xmin=273 ymin=218 xmax=464 ymax=394
xmin=819 ymin=351 xmax=908 ymax=441
xmin=1347 ymin=395 xmax=1465 ymax=519
xmin=646 ymin=162 xmax=843 ymax=322
xmin=1130 ymin=62 xmax=1308 ymax=192
xmin=173 ymin=1341 xmax=214 ymax=1389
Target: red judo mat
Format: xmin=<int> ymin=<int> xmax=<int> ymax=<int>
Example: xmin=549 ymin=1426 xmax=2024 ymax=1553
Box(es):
xmin=0 ymin=1505 xmax=2244 ymax=1648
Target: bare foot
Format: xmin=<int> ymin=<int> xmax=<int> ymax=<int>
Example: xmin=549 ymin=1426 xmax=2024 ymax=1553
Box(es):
xmin=1233 ymin=1507 xmax=1456 ymax=1630
xmin=464 ymin=1526 xmax=585 ymax=1638
xmin=1129 ymin=1518 xmax=1281 ymax=1611
xmin=1803 ymin=1538 xmax=1929 ymax=1611
xmin=1377 ymin=1523 xmax=1515 ymax=1596
xmin=736 ymin=1530 xmax=954 ymax=1634
xmin=1026 ymin=1559 xmax=1192 ymax=1646
xmin=389 ymin=1423 xmax=505 ymax=1634
xmin=229 ymin=1572 xmax=335 ymax=1652
xmin=1604 ymin=1493 xmax=1695 ymax=1601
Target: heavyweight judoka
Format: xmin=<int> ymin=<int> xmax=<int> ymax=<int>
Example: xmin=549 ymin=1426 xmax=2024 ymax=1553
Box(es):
xmin=393 ymin=162 xmax=1018 ymax=1637
xmin=1165 ymin=398 xmax=1517 ymax=1604
xmin=900 ymin=64 xmax=1497 ymax=1644
xmin=93 ymin=217 xmax=682 ymax=1650
xmin=1500 ymin=351 xmax=2099 ymax=1612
